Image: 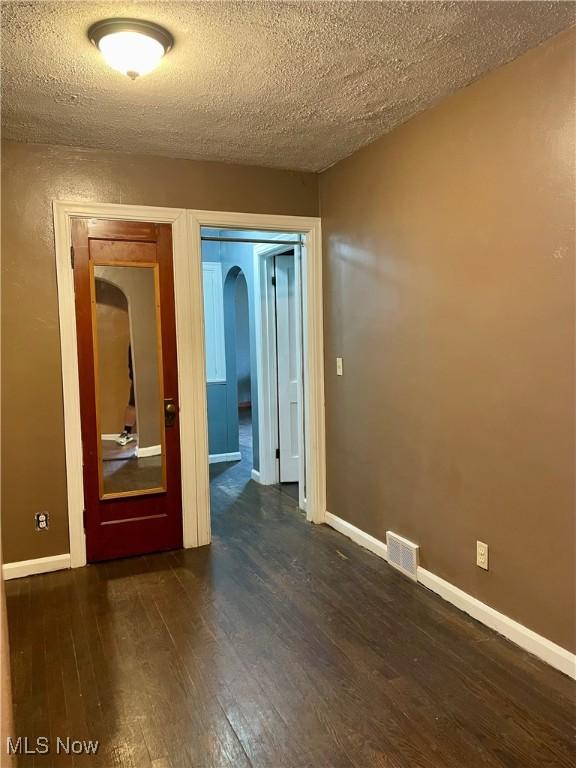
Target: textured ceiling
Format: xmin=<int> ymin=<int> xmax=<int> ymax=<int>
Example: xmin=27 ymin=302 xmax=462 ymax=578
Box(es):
xmin=1 ymin=1 xmax=574 ymax=171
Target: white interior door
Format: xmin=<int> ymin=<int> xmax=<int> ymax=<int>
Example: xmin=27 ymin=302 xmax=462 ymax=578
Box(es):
xmin=275 ymin=253 xmax=300 ymax=483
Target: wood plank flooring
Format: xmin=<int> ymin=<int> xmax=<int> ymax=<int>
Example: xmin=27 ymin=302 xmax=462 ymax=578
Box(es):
xmin=6 ymin=420 xmax=575 ymax=766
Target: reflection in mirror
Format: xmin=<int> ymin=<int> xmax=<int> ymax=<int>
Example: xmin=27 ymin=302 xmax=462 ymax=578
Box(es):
xmin=93 ymin=264 xmax=165 ymax=497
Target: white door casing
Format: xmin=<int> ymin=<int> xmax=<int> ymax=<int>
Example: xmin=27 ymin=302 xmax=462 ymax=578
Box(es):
xmin=193 ymin=212 xmax=324 ymax=537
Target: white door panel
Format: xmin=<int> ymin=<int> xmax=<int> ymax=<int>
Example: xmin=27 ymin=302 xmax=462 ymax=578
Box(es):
xmin=276 ymin=254 xmax=300 ymax=483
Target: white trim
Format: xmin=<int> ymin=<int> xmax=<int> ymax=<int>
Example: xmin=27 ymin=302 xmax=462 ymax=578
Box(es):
xmin=417 ymin=568 xmax=576 ymax=679
xmin=250 ymin=467 xmax=275 ymax=485
xmin=195 ymin=211 xmax=320 ymax=233
xmin=135 ymin=444 xmax=162 ymax=458
xmin=324 ymin=512 xmax=576 ymax=680
xmin=53 ymin=201 xmax=88 ymax=567
xmin=2 ymin=554 xmax=71 ymax=580
xmin=101 ymin=433 xmax=121 ymax=441
xmin=324 ymin=512 xmax=388 ymax=560
xmin=185 ymin=212 xmax=211 ymax=546
xmin=167 ymin=208 xmax=198 ymax=548
xmin=53 ymin=201 xmax=198 ymax=565
xmin=301 ymin=218 xmax=325 ymax=524
xmin=189 ymin=210 xmax=326 ymax=529
xmin=208 ymin=452 xmax=242 ymax=464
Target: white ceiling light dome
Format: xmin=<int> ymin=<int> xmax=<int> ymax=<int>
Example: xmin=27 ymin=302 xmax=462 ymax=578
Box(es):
xmin=88 ymin=18 xmax=174 ymax=80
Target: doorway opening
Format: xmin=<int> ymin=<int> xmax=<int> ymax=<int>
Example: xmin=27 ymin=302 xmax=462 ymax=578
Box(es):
xmin=201 ymin=227 xmax=306 ymax=521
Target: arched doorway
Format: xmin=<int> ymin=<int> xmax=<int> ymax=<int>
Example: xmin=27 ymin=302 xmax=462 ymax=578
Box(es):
xmin=234 ymin=271 xmax=252 ymax=411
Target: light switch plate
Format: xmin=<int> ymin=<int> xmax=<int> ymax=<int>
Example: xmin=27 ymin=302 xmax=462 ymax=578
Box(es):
xmin=336 ymin=357 xmax=343 ymax=376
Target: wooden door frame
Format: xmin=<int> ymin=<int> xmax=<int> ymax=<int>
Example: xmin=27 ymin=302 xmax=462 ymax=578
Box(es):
xmin=54 ymin=201 xmax=199 ymax=567
xmin=54 ymin=202 xmax=326 ymax=566
xmin=189 ymin=211 xmax=325 ymax=543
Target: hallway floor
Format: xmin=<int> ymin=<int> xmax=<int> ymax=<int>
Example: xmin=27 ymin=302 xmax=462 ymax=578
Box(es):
xmin=5 ymin=456 xmax=575 ymax=766
xmin=209 ymin=408 xmax=299 ymax=510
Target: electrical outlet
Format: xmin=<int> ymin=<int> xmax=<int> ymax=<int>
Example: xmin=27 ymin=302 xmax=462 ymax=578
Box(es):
xmin=336 ymin=357 xmax=343 ymax=376
xmin=35 ymin=511 xmax=49 ymax=531
xmin=476 ymin=540 xmax=488 ymax=570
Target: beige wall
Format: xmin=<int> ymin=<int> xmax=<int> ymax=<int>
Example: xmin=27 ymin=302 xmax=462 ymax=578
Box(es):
xmin=319 ymin=28 xmax=575 ymax=652
xmin=0 ymin=142 xmax=318 ymax=563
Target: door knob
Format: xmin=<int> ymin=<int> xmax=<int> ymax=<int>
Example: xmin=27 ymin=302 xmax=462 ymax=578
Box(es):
xmin=164 ymin=399 xmax=177 ymax=427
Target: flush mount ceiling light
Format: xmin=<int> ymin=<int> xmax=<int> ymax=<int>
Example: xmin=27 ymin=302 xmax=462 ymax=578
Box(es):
xmin=88 ymin=18 xmax=174 ymax=80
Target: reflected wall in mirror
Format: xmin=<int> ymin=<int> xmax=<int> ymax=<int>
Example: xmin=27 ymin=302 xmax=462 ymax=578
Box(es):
xmin=93 ymin=264 xmax=166 ymax=498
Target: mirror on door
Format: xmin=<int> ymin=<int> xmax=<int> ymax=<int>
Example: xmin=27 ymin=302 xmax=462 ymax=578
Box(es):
xmin=92 ymin=263 xmax=166 ymax=498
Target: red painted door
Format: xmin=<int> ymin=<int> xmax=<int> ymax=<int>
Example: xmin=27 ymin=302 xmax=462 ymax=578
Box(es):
xmin=72 ymin=217 xmax=183 ymax=562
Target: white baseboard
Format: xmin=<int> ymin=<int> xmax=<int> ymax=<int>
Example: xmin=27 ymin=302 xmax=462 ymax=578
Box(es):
xmin=135 ymin=444 xmax=161 ymax=458
xmin=208 ymin=451 xmax=242 ymax=464
xmin=252 ymin=469 xmax=277 ymax=486
xmin=325 ymin=511 xmax=388 ymax=559
xmin=417 ymin=567 xmax=576 ymax=679
xmin=2 ymin=553 xmax=71 ymax=580
xmin=324 ymin=512 xmax=576 ymax=680
xmin=101 ymin=433 xmax=120 ymax=441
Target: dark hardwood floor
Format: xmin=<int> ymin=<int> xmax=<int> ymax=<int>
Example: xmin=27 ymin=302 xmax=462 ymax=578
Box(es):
xmin=6 ymin=417 xmax=575 ymax=766
xmin=209 ymin=409 xmax=299 ymax=506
